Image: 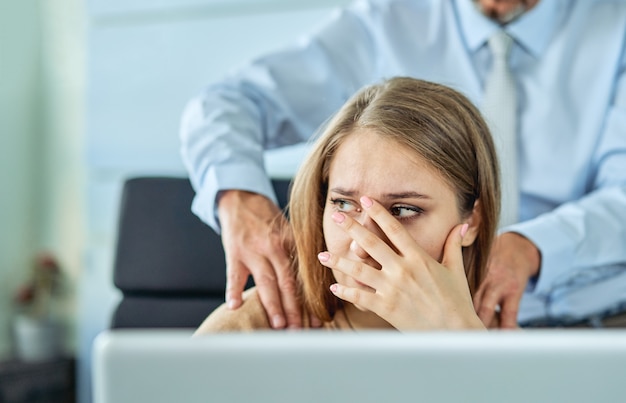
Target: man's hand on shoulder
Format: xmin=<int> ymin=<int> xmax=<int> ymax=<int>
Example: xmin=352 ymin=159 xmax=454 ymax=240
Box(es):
xmin=217 ymin=190 xmax=302 ymax=329
xmin=474 ymin=232 xmax=541 ymax=329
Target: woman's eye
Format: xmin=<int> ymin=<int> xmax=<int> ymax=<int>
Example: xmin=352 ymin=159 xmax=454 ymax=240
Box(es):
xmin=331 ymin=198 xmax=358 ymax=213
xmin=390 ymin=205 xmax=422 ymax=219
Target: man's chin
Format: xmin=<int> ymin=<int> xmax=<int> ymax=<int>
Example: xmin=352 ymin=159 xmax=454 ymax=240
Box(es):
xmin=474 ymin=2 xmax=527 ymax=25
xmin=497 ymin=4 xmax=527 ymax=24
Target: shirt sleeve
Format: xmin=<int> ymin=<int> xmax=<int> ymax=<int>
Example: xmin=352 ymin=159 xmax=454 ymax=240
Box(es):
xmin=179 ymin=1 xmax=380 ymax=231
xmin=508 ymin=46 xmax=626 ymax=296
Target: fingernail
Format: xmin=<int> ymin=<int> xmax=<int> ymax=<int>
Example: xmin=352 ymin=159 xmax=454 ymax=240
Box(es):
xmin=332 ymin=212 xmax=345 ymax=223
xmin=329 ymin=284 xmax=338 ymax=293
xmin=460 ymin=223 xmax=469 ymax=238
xmin=272 ymin=315 xmax=286 ymax=329
xmin=360 ymin=196 xmax=373 ymax=209
xmin=318 ymin=252 xmax=330 ymax=262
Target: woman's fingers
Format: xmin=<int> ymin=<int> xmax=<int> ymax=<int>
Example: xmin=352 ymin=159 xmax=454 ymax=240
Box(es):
xmin=329 ymin=282 xmax=377 ymax=309
xmin=440 ymin=223 xmax=469 ymax=273
xmin=319 ymin=251 xmax=381 ymax=314
xmin=359 ymin=196 xmax=430 ymax=260
xmin=331 ymin=196 xmax=428 ymax=268
xmin=330 ymin=210 xmax=394 ymax=267
xmin=317 ymin=251 xmax=382 ymax=290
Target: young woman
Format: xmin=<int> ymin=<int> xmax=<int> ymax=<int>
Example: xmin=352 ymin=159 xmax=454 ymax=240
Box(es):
xmin=195 ymin=77 xmax=500 ymax=333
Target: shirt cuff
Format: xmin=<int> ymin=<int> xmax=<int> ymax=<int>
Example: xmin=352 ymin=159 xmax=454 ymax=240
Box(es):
xmin=504 ymin=213 xmax=578 ymax=296
xmin=191 ymin=163 xmax=277 ymax=233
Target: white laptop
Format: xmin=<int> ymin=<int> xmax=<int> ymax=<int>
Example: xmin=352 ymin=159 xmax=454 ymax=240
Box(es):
xmin=92 ymin=329 xmax=626 ymax=403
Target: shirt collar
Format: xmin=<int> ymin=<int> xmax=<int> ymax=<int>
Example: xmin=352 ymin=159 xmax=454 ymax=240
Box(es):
xmin=455 ymin=0 xmax=568 ymax=58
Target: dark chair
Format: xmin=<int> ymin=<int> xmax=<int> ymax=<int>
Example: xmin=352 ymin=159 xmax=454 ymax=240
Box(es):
xmin=110 ymin=176 xmax=291 ymax=329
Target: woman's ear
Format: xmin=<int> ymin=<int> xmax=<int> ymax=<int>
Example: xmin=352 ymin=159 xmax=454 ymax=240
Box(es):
xmin=461 ymin=200 xmax=481 ymax=247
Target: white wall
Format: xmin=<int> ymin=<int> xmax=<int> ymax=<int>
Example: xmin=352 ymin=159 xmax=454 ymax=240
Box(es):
xmin=0 ymin=0 xmax=85 ymax=360
xmin=81 ymin=1 xmax=348 ymax=402
xmin=38 ymin=0 xmax=86 ymax=360
xmin=0 ymin=1 xmax=43 ymax=359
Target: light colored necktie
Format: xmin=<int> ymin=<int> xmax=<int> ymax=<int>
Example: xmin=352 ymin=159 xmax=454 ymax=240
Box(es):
xmin=482 ymin=31 xmax=518 ymax=227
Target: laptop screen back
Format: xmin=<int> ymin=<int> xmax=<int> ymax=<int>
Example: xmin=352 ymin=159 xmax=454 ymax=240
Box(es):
xmin=92 ymin=329 xmax=626 ymax=403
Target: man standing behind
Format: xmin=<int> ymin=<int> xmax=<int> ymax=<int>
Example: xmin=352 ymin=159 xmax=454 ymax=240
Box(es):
xmin=180 ymin=0 xmax=626 ymax=329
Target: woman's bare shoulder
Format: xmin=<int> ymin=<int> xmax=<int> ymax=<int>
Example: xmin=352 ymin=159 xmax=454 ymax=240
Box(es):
xmin=193 ymin=288 xmax=271 ymax=335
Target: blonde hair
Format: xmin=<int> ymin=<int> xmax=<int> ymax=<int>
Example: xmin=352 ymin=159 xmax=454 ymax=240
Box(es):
xmin=288 ymin=77 xmax=500 ymax=322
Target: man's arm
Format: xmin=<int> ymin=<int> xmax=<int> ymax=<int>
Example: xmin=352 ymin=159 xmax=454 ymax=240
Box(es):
xmin=475 ymin=42 xmax=626 ymax=327
xmin=179 ymin=3 xmax=377 ymax=231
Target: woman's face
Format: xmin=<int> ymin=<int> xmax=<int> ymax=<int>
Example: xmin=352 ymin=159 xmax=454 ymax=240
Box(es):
xmin=322 ymin=129 xmax=463 ymax=295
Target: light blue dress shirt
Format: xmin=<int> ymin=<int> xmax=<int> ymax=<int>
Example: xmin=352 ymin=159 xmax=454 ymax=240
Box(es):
xmin=180 ymin=0 xmax=626 ymax=324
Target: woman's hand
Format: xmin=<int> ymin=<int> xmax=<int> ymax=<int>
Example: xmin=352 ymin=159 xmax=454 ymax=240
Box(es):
xmin=318 ymin=196 xmax=484 ymax=331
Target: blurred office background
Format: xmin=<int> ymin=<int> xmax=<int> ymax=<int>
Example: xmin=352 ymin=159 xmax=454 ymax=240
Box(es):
xmin=0 ymin=0 xmax=348 ymax=401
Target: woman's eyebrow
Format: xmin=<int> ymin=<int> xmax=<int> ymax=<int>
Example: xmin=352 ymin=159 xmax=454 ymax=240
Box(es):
xmin=382 ymin=191 xmax=431 ymax=200
xmin=329 ymin=187 xmax=431 ymax=200
xmin=329 ymin=187 xmax=358 ymax=197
